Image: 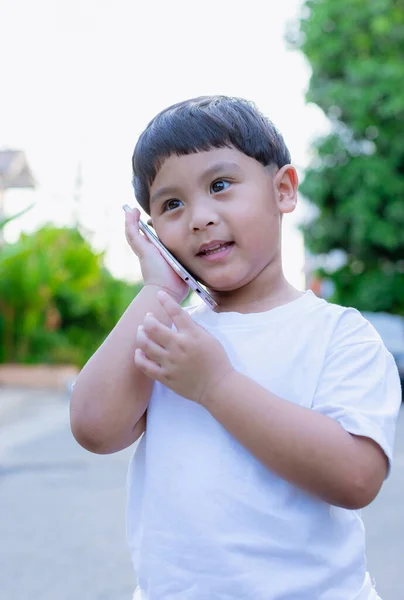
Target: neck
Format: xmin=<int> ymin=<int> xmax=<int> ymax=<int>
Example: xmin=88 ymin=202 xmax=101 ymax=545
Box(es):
xmin=211 ymin=260 xmax=303 ymax=314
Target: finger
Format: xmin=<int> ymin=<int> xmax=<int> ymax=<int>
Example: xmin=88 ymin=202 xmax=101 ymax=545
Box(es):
xmin=123 ymin=206 xmax=142 ymax=252
xmin=143 ymin=313 xmax=174 ymax=347
xmin=157 ymin=290 xmax=193 ymax=331
xmin=134 ymin=348 xmax=164 ymax=381
xmin=123 ymin=206 xmax=151 ymax=257
xmin=137 ymin=325 xmax=167 ymax=363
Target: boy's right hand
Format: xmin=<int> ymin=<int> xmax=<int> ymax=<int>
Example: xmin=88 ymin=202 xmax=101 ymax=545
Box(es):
xmin=124 ymin=206 xmax=189 ymax=303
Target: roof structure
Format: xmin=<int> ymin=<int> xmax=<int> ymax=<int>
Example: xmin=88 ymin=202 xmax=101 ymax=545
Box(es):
xmin=0 ymin=150 xmax=36 ymax=190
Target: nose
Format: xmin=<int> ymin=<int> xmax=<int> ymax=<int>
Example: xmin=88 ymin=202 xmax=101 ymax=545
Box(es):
xmin=188 ymin=201 xmax=219 ymax=232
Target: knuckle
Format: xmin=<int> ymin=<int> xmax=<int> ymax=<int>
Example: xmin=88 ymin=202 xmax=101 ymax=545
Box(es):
xmin=164 ymin=371 xmax=173 ymax=384
xmin=142 ymin=338 xmax=152 ymax=354
xmin=125 ymin=232 xmax=137 ymax=249
xmin=144 ymin=320 xmax=157 ymax=334
xmin=138 ymin=336 xmax=150 ymax=354
xmin=177 ymin=336 xmax=188 ymax=353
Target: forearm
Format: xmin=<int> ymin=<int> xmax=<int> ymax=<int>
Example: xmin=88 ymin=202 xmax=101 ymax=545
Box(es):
xmin=70 ymin=284 xmax=174 ymax=453
xmin=203 ymin=371 xmax=377 ymax=509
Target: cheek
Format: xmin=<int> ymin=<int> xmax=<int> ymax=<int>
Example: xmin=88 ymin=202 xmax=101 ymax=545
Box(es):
xmin=156 ymin=222 xmax=185 ymax=254
xmin=237 ymin=204 xmax=279 ymax=241
xmin=151 ymin=212 xmax=180 ymax=244
xmin=240 ymin=219 xmax=280 ymax=264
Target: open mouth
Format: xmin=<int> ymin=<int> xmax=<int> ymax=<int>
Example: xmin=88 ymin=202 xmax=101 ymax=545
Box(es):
xmin=197 ymin=242 xmax=235 ymax=257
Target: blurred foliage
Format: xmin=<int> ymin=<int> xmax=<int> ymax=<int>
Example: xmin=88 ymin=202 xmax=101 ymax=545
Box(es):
xmin=0 ymin=203 xmax=33 ymax=230
xmin=0 ymin=225 xmax=141 ymax=366
xmin=289 ymin=0 xmax=404 ymax=313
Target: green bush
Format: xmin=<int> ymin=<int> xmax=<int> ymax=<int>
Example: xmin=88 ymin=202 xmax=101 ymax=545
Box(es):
xmin=0 ymin=225 xmax=142 ymax=366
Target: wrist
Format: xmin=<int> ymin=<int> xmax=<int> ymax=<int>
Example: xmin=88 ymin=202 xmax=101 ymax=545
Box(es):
xmin=143 ymin=282 xmax=186 ymax=304
xmin=199 ymin=367 xmax=239 ymax=411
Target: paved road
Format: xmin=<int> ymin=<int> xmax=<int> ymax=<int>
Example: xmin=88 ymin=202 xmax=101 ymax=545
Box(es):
xmin=0 ymin=390 xmax=402 ymax=600
xmin=363 ymin=405 xmax=404 ymax=599
xmin=0 ymin=391 xmax=136 ymax=600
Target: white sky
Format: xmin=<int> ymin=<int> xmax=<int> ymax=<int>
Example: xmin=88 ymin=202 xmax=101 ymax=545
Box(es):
xmin=0 ymin=0 xmax=328 ymax=288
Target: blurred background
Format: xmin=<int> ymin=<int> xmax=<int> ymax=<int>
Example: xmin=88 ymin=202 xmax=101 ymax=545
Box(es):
xmin=0 ymin=0 xmax=403 ymax=598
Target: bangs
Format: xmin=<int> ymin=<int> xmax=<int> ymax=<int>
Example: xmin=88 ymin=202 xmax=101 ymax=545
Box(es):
xmin=132 ymin=96 xmax=291 ymax=214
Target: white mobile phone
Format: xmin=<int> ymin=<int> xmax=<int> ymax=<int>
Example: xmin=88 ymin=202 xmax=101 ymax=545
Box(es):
xmin=123 ymin=206 xmax=218 ymax=310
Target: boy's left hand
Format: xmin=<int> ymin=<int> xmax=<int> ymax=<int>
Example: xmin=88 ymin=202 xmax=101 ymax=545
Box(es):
xmin=135 ymin=291 xmax=234 ymax=406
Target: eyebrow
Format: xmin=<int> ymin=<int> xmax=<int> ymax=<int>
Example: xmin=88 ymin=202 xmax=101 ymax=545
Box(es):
xmin=150 ymin=161 xmax=243 ymax=205
xmin=200 ymin=161 xmax=243 ymax=181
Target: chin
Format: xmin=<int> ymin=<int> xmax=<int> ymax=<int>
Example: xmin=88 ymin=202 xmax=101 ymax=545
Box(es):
xmin=195 ymin=264 xmax=256 ymax=293
xmin=203 ymin=276 xmax=249 ymax=293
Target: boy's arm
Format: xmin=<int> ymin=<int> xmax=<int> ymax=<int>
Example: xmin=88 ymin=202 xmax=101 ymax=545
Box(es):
xmin=70 ymin=208 xmax=189 ymax=454
xmin=203 ymin=371 xmax=389 ymax=510
xmin=70 ymin=284 xmax=174 ymax=454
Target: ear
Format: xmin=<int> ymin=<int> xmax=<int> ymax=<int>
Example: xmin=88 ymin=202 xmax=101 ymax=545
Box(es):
xmin=273 ymin=165 xmax=298 ymax=214
xmin=147 ymin=218 xmax=153 ymax=226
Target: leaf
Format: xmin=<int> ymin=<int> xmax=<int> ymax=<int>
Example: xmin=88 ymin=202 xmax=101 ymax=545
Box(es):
xmin=0 ymin=204 xmax=34 ymax=230
xmin=293 ymin=0 xmax=404 ymax=314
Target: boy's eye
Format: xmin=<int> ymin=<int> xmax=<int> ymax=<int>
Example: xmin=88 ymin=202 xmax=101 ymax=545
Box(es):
xmin=210 ymin=179 xmax=230 ymax=194
xmin=162 ymin=198 xmax=183 ymax=212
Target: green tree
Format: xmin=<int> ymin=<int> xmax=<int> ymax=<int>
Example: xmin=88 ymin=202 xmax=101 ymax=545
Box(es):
xmin=0 ymin=225 xmax=141 ymax=366
xmin=290 ymin=0 xmax=404 ymax=313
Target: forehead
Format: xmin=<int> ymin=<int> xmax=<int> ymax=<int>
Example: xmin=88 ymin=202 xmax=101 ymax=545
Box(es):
xmin=151 ymin=147 xmax=267 ymax=193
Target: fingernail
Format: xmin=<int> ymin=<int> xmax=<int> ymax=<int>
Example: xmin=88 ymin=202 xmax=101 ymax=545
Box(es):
xmin=122 ymin=204 xmax=133 ymax=213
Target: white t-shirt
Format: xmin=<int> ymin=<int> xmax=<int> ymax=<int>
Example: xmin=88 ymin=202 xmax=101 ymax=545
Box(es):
xmin=126 ymin=291 xmax=401 ymax=600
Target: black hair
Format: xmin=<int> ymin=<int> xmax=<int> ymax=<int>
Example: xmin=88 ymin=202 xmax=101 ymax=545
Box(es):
xmin=132 ymin=95 xmax=291 ymax=214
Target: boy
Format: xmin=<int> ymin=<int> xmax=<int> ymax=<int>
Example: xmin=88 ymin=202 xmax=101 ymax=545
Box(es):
xmin=70 ymin=96 xmax=401 ymax=599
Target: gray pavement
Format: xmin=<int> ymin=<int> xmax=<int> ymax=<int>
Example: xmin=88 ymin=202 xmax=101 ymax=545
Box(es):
xmin=0 ymin=390 xmax=136 ymax=600
xmin=363 ymin=406 xmax=404 ymax=599
xmin=0 ymin=389 xmax=402 ymax=600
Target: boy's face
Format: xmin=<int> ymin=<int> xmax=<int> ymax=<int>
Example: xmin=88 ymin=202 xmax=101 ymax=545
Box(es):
xmin=149 ymin=147 xmax=297 ymax=293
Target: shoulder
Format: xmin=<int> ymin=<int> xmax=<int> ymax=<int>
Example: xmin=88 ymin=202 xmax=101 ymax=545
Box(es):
xmin=330 ymin=306 xmax=383 ymax=350
xmin=299 ymin=294 xmax=400 ymax=390
xmin=304 ymin=294 xmax=384 ymax=349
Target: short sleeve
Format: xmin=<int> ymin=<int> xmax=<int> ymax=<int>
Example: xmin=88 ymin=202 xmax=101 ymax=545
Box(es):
xmin=312 ymin=310 xmax=402 ymax=476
